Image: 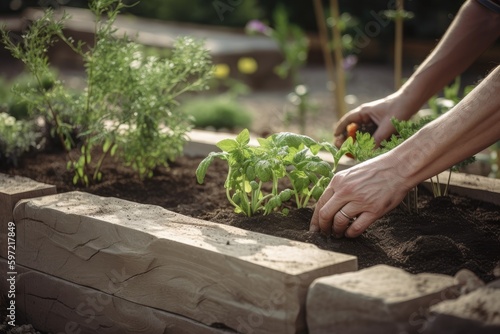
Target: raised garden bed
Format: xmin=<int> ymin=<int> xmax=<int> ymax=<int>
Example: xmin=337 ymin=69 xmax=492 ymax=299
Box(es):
xmin=0 ymin=132 xmax=500 ymax=332
xmin=2 ymin=140 xmax=499 ymax=281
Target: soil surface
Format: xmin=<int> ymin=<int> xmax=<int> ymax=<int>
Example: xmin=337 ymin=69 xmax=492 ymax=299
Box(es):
xmin=2 ymin=148 xmax=500 ymax=284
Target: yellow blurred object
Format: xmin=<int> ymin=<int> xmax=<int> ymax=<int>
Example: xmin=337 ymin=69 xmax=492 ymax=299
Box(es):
xmin=237 ymin=57 xmax=258 ymax=74
xmin=214 ymin=64 xmax=230 ymax=79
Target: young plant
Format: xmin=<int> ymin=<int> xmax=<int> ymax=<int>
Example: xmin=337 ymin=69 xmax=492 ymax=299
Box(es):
xmin=255 ymin=131 xmax=337 ymax=211
xmin=344 ymin=115 xmax=475 ymax=213
xmin=1 ymin=0 xmax=213 ymax=185
xmin=196 ymin=129 xmax=343 ymax=217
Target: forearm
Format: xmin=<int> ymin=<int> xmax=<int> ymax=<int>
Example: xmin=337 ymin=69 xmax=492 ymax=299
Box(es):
xmin=398 ymin=0 xmax=500 ymax=117
xmin=390 ymin=66 xmax=500 ymax=188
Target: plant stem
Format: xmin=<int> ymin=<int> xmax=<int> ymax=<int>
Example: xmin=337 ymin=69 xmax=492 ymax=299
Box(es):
xmin=32 ymin=72 xmax=76 ymax=166
xmin=430 ymin=177 xmax=438 ymax=197
xmin=93 ymin=144 xmax=112 ymax=181
xmin=435 ymin=174 xmax=441 ymax=197
xmin=35 ymin=81 xmax=63 ymax=145
xmin=225 ymin=168 xmax=240 ymax=210
xmin=443 ymin=169 xmax=452 ymax=196
xmin=413 ymin=186 xmax=418 ymax=214
xmin=497 ymin=147 xmax=500 ymax=178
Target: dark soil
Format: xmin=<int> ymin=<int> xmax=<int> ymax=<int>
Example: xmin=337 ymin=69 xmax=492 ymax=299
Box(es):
xmin=2 ymin=149 xmax=500 ymax=283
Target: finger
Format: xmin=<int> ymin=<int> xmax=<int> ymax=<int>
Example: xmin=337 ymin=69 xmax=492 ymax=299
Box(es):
xmin=309 ymin=187 xmax=334 ymax=232
xmin=344 ymin=212 xmax=377 ymax=238
xmin=334 ymin=134 xmax=345 ymax=148
xmin=372 ymin=119 xmax=396 ymax=147
xmin=332 ymin=206 xmax=357 ymax=238
xmin=333 ymin=112 xmax=364 ymax=137
xmin=317 ymin=195 xmax=346 ymax=236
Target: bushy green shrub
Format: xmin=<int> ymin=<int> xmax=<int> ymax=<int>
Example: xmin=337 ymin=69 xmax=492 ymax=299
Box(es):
xmin=1 ymin=0 xmax=213 ymax=185
xmin=182 ymin=96 xmax=252 ymax=131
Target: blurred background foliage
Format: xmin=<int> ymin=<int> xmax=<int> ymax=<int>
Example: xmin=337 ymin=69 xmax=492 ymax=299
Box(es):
xmin=2 ymin=0 xmax=465 ymax=40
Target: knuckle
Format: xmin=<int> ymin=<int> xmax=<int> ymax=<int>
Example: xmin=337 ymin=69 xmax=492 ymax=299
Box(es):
xmin=318 ymin=208 xmax=331 ymax=222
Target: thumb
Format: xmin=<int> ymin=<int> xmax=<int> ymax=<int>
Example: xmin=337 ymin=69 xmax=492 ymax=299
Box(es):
xmin=372 ymin=120 xmax=395 ymax=147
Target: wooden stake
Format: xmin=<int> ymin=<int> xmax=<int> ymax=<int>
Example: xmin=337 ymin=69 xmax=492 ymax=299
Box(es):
xmin=329 ymin=0 xmax=347 ymax=117
xmin=394 ymin=0 xmax=404 ymax=90
xmin=312 ymin=0 xmax=336 ymax=108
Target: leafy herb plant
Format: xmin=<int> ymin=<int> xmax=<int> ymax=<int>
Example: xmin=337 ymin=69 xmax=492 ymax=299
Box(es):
xmin=1 ymin=0 xmax=213 ymax=185
xmin=196 ymin=129 xmax=343 ymax=216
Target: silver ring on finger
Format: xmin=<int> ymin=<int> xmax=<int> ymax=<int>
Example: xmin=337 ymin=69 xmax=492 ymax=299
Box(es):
xmin=339 ymin=209 xmax=356 ymax=223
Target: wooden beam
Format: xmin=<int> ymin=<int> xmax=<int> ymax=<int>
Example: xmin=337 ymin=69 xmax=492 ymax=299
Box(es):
xmin=0 ymin=258 xmax=229 ymax=334
xmin=14 ymin=192 xmax=357 ymax=333
xmin=421 ymin=172 xmax=500 ymax=206
xmin=0 ymin=173 xmax=56 ymax=258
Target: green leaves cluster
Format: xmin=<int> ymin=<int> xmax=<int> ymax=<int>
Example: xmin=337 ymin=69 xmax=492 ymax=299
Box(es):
xmin=1 ymin=0 xmax=213 ymax=185
xmin=196 ymin=129 xmax=343 ymax=217
xmin=0 ymin=113 xmax=40 ymax=166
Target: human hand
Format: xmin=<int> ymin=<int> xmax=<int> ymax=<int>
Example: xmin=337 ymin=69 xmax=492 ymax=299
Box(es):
xmin=334 ymin=92 xmax=416 ymax=148
xmin=309 ymin=154 xmax=410 ymax=238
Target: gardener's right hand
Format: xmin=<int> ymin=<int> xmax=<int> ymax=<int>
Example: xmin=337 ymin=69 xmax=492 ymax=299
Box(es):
xmin=309 ymin=152 xmax=410 ymax=238
xmin=333 ymin=92 xmax=418 ymax=148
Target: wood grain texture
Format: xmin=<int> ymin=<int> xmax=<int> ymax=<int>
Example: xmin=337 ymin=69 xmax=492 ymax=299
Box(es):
xmin=0 ymin=258 xmax=231 ymax=334
xmin=421 ymin=172 xmax=500 ymax=205
xmin=0 ymin=173 xmax=56 ymax=258
xmin=13 ymin=191 xmax=357 ymax=333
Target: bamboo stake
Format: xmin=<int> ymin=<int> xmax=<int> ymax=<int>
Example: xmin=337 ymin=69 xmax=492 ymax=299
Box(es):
xmin=394 ymin=0 xmax=404 ymax=90
xmin=312 ymin=0 xmax=336 ymax=108
xmin=329 ymin=0 xmax=347 ymax=118
xmin=497 ymin=147 xmax=500 ymax=178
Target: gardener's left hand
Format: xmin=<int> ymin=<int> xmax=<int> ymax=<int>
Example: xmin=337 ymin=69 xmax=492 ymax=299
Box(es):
xmin=309 ymin=155 xmax=409 ymax=238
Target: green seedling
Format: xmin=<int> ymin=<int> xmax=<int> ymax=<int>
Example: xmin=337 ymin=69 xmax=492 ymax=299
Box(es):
xmin=196 ymin=129 xmax=344 ymax=216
